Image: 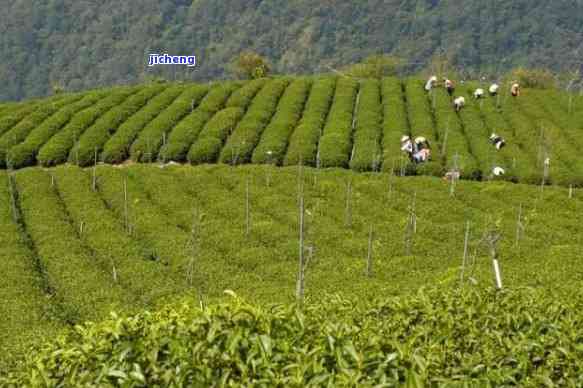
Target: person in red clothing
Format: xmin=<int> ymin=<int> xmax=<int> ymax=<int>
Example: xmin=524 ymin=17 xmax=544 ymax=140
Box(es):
xmin=444 ymin=78 xmax=455 ymax=96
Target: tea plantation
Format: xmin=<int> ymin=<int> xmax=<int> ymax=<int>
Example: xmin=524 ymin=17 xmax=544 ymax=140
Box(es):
xmin=0 ymin=77 xmax=582 ymax=186
xmin=1 ymin=76 xmax=582 ymax=384
xmin=1 ymin=164 xmax=582 ymax=384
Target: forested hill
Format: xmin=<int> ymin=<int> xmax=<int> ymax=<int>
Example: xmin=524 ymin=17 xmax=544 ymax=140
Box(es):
xmin=2 ymin=0 xmax=583 ymax=101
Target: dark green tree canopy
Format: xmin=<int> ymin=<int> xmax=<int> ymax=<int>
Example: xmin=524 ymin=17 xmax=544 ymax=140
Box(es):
xmin=1 ymin=0 xmax=582 ymax=101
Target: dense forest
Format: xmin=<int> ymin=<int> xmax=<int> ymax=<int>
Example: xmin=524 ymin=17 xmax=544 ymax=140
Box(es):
xmin=2 ymin=0 xmax=583 ymax=101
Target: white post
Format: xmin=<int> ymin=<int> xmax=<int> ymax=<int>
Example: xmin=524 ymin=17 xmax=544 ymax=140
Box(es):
xmin=492 ymin=259 xmax=503 ymax=290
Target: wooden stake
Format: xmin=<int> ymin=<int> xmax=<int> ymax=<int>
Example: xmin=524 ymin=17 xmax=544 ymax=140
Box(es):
xmin=569 ymin=185 xmax=573 ymax=199
xmin=296 ymin=193 xmax=305 ymax=304
xmin=123 ymin=177 xmax=129 ymax=233
xmin=366 ymin=224 xmax=374 ymax=277
xmin=92 ymin=147 xmax=97 ymax=191
xmin=245 ymin=177 xmax=251 ymax=238
xmin=345 ymin=181 xmax=352 ymax=228
xmin=514 ymin=204 xmax=523 ymax=248
xmin=460 ymin=221 xmax=470 ymax=285
xmin=8 ymin=174 xmax=18 ymax=223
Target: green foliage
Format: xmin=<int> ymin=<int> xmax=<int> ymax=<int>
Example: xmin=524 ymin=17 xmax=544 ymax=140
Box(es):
xmin=0 ymin=171 xmax=59 ymax=359
xmin=13 ymin=169 xmax=130 ymax=323
xmin=284 ymin=77 xmax=336 ymax=166
xmin=1 ymin=163 xmax=583 ymax=372
xmin=380 ymin=78 xmax=411 ymax=173
xmin=342 ymin=55 xmax=403 ymax=79
xmin=0 ymin=94 xmax=82 ymax=168
xmin=37 ymin=87 xmax=137 ymax=167
xmin=508 ymin=68 xmax=557 ymax=89
xmin=4 ymin=288 xmax=583 ymax=386
xmin=350 ymin=80 xmax=382 ymax=172
xmin=224 ymin=78 xmax=267 ymax=109
xmin=0 ymin=77 xmax=580 ymax=186
xmin=70 ymin=84 xmax=167 ymax=167
xmin=0 ymin=102 xmax=40 ymax=138
xmin=159 ymin=83 xmax=239 ymax=162
xmin=7 ymin=90 xmax=110 ymax=169
xmin=403 ymin=79 xmax=443 ymax=177
xmin=230 ymin=51 xmax=272 ymax=80
xmin=101 ymin=85 xmax=185 ymax=164
xmin=4 ymin=2 xmax=583 ymax=102
xmin=318 ymin=77 xmax=359 ymax=168
xmin=252 ymin=78 xmax=312 ymax=165
xmin=220 ymin=79 xmax=289 ymax=164
xmin=188 ymin=107 xmax=245 ymax=164
xmin=129 ymin=85 xmax=209 ymax=162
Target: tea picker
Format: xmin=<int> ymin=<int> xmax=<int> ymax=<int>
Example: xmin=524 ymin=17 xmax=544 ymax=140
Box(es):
xmin=489 ymin=83 xmax=499 ymax=96
xmin=412 ymin=137 xmax=431 ymax=163
xmin=511 ymin=81 xmax=520 ymax=97
xmin=400 ymin=135 xmax=431 ymax=164
xmin=453 ymin=96 xmax=466 ymax=111
xmin=489 ymin=133 xmax=506 ymax=150
xmin=474 ymin=88 xmax=485 ymax=99
xmin=424 ymin=75 xmax=437 ymax=92
xmin=444 ymin=78 xmax=455 ymax=96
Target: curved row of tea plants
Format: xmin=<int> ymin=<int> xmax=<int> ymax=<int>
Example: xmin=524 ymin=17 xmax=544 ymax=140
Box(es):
xmin=0 ymin=78 xmax=581 ymax=185
xmin=350 ymin=79 xmax=383 ymax=172
xmin=159 ymin=82 xmax=240 ymax=162
xmin=283 ymin=77 xmax=336 ymax=166
xmin=252 ymin=78 xmax=312 ymax=165
xmin=318 ymin=77 xmax=359 ymax=168
xmin=220 ymin=78 xmax=289 ymax=164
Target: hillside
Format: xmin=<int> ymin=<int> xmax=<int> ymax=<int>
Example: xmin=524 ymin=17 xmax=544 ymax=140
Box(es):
xmin=2 ymin=164 xmax=582 ymax=367
xmin=2 ymin=0 xmax=583 ymax=101
xmin=0 ymin=77 xmax=582 ymax=186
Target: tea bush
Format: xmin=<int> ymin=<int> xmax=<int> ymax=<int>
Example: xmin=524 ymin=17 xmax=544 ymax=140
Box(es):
xmin=159 ymin=82 xmax=239 ymax=162
xmin=284 ymin=77 xmax=336 ymax=166
xmin=71 ymin=84 xmax=166 ymax=166
xmin=38 ymin=87 xmax=138 ymax=167
xmin=252 ymin=78 xmax=312 ymax=165
xmin=101 ymin=85 xmax=185 ymax=163
xmin=220 ymin=78 xmax=289 ymax=164
xmin=318 ymin=77 xmax=359 ymax=168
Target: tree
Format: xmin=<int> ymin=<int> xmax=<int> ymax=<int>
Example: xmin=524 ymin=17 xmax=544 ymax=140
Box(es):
xmin=341 ymin=55 xmax=403 ymax=79
xmin=230 ymin=51 xmax=271 ymax=80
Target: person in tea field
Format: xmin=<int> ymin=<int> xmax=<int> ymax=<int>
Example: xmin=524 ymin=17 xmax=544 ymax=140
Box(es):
xmin=400 ymin=135 xmax=431 ymax=163
xmin=511 ymin=82 xmax=520 ymax=97
xmin=453 ymin=96 xmax=466 ymax=111
xmin=474 ymin=88 xmax=485 ymax=99
xmin=489 ymin=133 xmax=506 ymax=150
xmin=444 ymin=78 xmax=455 ymax=96
xmin=493 ymin=166 xmax=505 ymax=176
xmin=489 ymin=83 xmax=499 ymax=96
xmin=400 ymin=135 xmax=414 ymax=154
xmin=412 ymin=136 xmax=431 ymax=163
xmin=424 ymin=76 xmax=438 ymax=92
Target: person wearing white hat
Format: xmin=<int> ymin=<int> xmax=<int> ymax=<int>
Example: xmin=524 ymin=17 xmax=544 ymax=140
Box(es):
xmin=511 ymin=82 xmax=520 ymax=97
xmin=453 ymin=96 xmax=466 ymax=112
xmin=474 ymin=88 xmax=485 ymax=99
xmin=493 ymin=166 xmax=505 ymax=176
xmin=489 ymin=133 xmax=506 ymax=150
xmin=489 ymin=83 xmax=499 ymax=96
xmin=444 ymin=78 xmax=455 ymax=96
xmin=424 ymin=76 xmax=437 ymax=92
xmin=400 ymin=135 xmax=414 ymax=154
